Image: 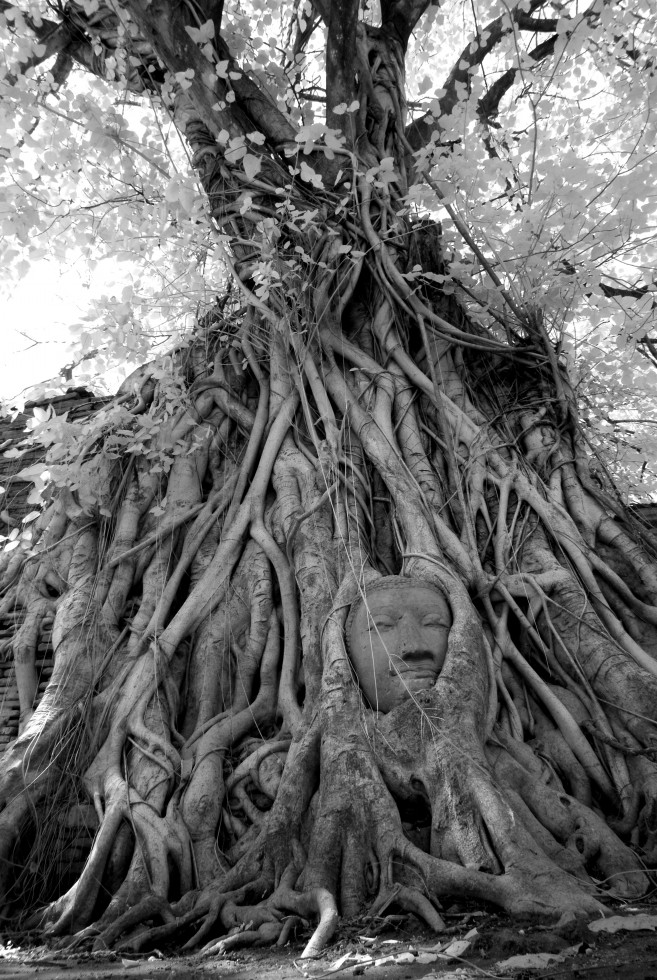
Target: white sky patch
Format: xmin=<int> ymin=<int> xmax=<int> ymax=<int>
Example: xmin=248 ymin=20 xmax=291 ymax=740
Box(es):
xmin=0 ymin=259 xmax=125 ymax=402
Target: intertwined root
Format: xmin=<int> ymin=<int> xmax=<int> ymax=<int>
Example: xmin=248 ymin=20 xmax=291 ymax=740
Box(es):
xmin=2 ymin=117 xmax=657 ymax=955
xmin=3 ymin=516 xmax=654 ymax=956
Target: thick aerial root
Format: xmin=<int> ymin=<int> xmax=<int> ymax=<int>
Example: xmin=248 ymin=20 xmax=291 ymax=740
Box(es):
xmin=3 ymin=174 xmax=657 ymax=956
xmin=398 ymin=834 xmax=605 ymax=922
xmin=39 ymin=801 xmax=126 ymax=935
xmin=487 ymin=735 xmax=650 ymax=899
xmin=369 ymin=885 xmax=445 ymax=934
xmin=198 ymin=920 xmax=285 ymax=956
xmin=95 ymin=894 xmax=176 ymax=951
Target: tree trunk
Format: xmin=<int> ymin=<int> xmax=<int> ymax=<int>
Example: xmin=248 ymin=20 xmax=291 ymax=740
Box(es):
xmin=2 ymin=0 xmax=657 ymax=959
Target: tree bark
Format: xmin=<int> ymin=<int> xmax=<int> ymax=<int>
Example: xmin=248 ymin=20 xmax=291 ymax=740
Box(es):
xmin=1 ymin=0 xmax=656 ymax=958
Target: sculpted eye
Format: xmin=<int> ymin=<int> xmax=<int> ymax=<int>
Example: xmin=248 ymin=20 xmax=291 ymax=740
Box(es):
xmin=369 ymin=618 xmax=395 ymax=630
xmin=422 ymin=617 xmax=449 ymax=628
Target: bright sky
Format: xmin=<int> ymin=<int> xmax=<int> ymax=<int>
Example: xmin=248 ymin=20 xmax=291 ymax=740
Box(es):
xmin=0 ymin=260 xmax=124 ymax=405
xmin=1 ymin=267 xmax=75 ymax=402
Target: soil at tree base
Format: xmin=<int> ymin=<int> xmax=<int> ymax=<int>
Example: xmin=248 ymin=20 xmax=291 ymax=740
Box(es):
xmin=3 ymin=908 xmax=657 ymax=980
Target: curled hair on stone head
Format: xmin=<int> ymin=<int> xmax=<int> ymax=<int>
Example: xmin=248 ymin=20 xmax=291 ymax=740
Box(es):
xmin=344 ymin=575 xmax=451 ymax=654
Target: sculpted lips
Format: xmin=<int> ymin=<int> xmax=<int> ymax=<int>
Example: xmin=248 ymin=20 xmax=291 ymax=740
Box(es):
xmin=393 ymin=656 xmax=439 ymax=678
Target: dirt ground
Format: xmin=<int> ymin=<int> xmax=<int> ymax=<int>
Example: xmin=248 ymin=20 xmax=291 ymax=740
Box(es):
xmin=4 ymin=901 xmax=657 ymax=980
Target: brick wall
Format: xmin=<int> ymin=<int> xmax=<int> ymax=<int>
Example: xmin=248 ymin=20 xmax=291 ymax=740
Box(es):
xmin=0 ymin=389 xmax=110 ymax=749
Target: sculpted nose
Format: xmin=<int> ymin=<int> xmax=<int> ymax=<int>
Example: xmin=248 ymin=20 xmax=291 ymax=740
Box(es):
xmin=399 ymin=620 xmax=431 ymax=658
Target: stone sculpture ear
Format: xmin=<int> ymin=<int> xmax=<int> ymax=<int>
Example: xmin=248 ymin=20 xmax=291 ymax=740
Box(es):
xmin=346 ymin=577 xmax=452 ymax=713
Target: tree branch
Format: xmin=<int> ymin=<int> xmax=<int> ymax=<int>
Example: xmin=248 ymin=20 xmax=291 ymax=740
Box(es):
xmin=405 ymin=0 xmax=557 ymax=150
xmin=325 ymin=0 xmax=359 ymax=138
xmin=290 ymin=11 xmax=323 ymax=61
xmin=562 ymin=264 xmax=656 ymax=304
xmin=0 ymin=2 xmax=73 ymax=82
xmin=0 ymin=0 xmax=162 ymax=94
xmin=515 ymin=11 xmax=558 ymax=32
xmin=309 ymin=0 xmax=330 ymax=24
xmin=202 ymin=0 xmax=225 ymax=49
xmin=477 ymin=34 xmax=557 ymax=124
xmin=600 ymin=284 xmax=655 ymax=300
xmin=380 ymin=0 xmax=433 ymax=49
xmin=2 ymin=0 xmax=300 ymax=196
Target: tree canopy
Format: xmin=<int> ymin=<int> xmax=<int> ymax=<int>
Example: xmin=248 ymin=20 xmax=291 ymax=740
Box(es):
xmin=2 ymin=0 xmax=657 ymax=959
xmin=2 ymin=0 xmax=657 ymax=487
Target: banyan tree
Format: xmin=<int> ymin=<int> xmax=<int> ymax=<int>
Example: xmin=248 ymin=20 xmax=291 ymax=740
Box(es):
xmin=2 ymin=0 xmax=657 ymax=958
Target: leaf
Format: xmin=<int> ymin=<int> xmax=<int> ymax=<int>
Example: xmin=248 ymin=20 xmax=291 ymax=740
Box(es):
xmin=185 ymin=20 xmax=214 ymax=44
xmin=174 ymin=69 xmax=195 ymax=90
xmin=496 ymin=952 xmax=566 ymax=971
xmin=164 ymin=179 xmax=180 ymax=203
xmin=373 ymin=952 xmax=417 ymax=966
xmin=589 ymin=914 xmax=657 ymax=934
xmin=178 ymin=185 xmax=195 ymax=213
xmin=440 ymin=937 xmax=473 ymax=958
xmin=327 ymin=952 xmax=372 ymax=972
xmin=32 ymin=406 xmax=53 ymax=423
xmin=324 ymin=131 xmax=345 ymax=152
xmin=225 ymin=143 xmax=247 ymax=164
xmin=299 ymin=161 xmax=323 ymax=188
xmin=243 ymin=154 xmax=262 ymax=181
xmin=333 ymin=100 xmax=360 ymax=114
xmin=422 ymin=927 xmax=478 ymax=956
xmin=16 ymin=463 xmax=52 ymax=482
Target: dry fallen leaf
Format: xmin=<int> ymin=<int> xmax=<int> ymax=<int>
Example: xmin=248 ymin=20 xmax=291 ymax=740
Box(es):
xmin=440 ymin=938 xmax=472 ymax=959
xmin=327 ymin=951 xmax=373 ymax=972
xmin=423 ymin=973 xmax=474 ymax=980
xmin=496 ymin=951 xmax=566 ymax=971
xmin=589 ymin=914 xmax=657 ymax=934
xmin=416 ymin=952 xmax=440 ymax=964
xmin=372 ymin=951 xmax=417 ymax=966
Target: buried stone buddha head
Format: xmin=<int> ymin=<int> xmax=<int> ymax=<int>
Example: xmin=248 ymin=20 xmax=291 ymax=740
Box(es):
xmin=345 ymin=576 xmax=452 ymax=713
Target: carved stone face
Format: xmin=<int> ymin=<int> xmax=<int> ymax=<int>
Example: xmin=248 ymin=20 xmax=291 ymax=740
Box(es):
xmin=347 ymin=581 xmax=452 ymax=713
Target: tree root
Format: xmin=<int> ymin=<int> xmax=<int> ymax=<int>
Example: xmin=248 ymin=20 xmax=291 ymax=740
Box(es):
xmin=2 ymin=91 xmax=657 ymax=957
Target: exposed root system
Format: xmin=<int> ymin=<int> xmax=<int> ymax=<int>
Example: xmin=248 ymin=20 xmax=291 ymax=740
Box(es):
xmin=2 ymin=0 xmax=657 ymax=961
